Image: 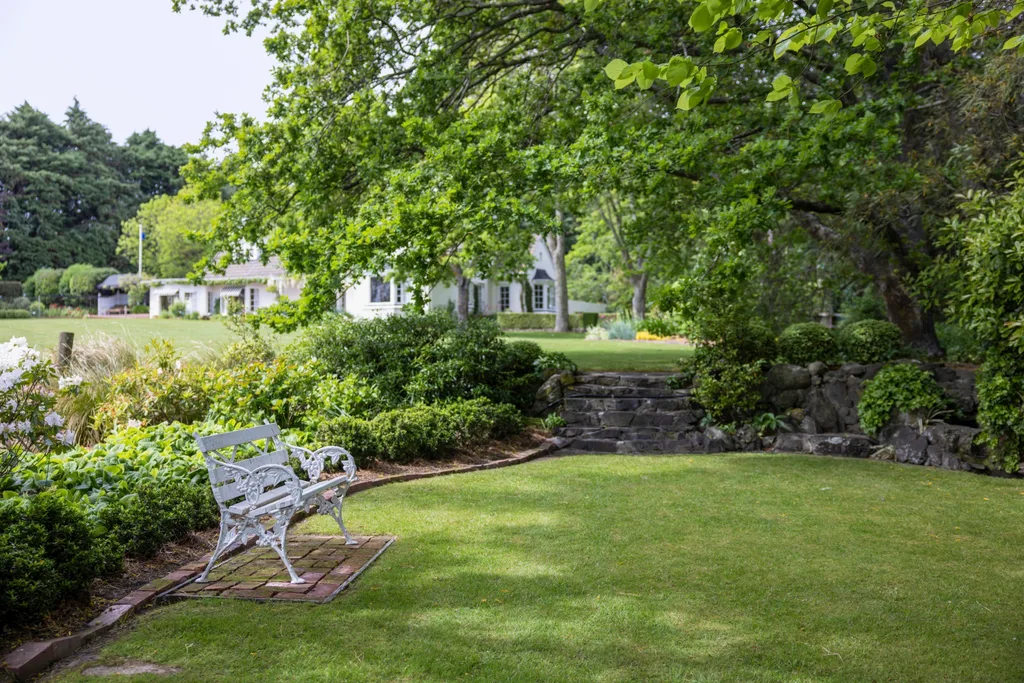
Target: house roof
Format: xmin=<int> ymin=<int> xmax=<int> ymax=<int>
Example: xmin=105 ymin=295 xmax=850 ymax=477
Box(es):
xmin=531 ymin=268 xmax=552 ymax=281
xmin=210 ymin=256 xmax=287 ymax=280
xmin=97 ymin=274 xmax=131 ymax=291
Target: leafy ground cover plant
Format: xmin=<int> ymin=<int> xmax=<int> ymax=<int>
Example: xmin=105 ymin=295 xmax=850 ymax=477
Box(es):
xmin=857 ymin=364 xmax=948 ymax=435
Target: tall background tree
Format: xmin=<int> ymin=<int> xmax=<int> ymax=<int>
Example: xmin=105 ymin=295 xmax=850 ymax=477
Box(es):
xmin=116 ymin=194 xmax=220 ymax=278
xmin=0 ymin=101 xmax=186 ymax=280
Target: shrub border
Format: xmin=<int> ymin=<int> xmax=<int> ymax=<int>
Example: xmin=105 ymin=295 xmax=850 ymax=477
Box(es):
xmin=1 ymin=439 xmax=560 ymax=681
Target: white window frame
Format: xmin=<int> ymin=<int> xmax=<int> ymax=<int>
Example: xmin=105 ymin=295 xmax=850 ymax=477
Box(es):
xmin=249 ymin=287 xmax=258 ymax=312
xmin=395 ymin=281 xmax=404 ymax=304
xmin=546 ymin=285 xmax=555 ymax=311
xmin=533 ymin=283 xmax=546 ymax=311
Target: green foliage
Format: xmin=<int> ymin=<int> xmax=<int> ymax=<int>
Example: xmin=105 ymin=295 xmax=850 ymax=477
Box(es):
xmin=497 ymin=312 xmax=585 ymax=330
xmin=936 ymin=323 xmax=984 ymax=364
xmin=838 ymin=285 xmax=887 ymax=327
xmin=838 ymin=320 xmax=904 ymax=364
xmin=0 ymin=492 xmax=100 ymax=627
xmin=693 ymin=359 xmax=764 ymax=425
xmin=206 ymin=358 xmax=326 ymax=429
xmin=0 ymin=309 xmax=30 ymax=319
xmin=0 ymin=103 xmax=186 ymax=279
xmin=29 ymin=267 xmax=64 ymax=304
xmin=0 ymin=281 xmax=21 ymax=299
xmin=98 ymin=480 xmax=218 ymax=560
xmin=315 ymin=398 xmax=524 ymax=467
xmin=293 ymin=313 xmax=545 ymax=412
xmin=777 ymin=323 xmax=838 ymax=365
xmin=58 ymin=263 xmax=119 ymax=306
xmin=974 ymin=354 xmax=1024 ymax=473
xmin=857 ymin=364 xmax=947 ymax=436
xmin=534 ymin=350 xmax=577 ymax=375
xmin=605 ymin=319 xmax=636 ymax=340
xmin=637 ymin=316 xmax=680 ymax=338
xmin=752 ymin=412 xmax=788 ymax=436
xmin=116 ymin=195 xmax=220 ymax=278
xmin=168 ymin=300 xmax=187 ymax=317
xmin=542 ymin=413 xmax=568 ymax=429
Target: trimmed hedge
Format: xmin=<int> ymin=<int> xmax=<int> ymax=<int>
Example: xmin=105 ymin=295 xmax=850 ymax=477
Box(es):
xmin=496 ymin=312 xmax=585 ymax=330
xmin=0 ymin=281 xmax=22 ymax=299
xmin=777 ymin=323 xmax=838 ymax=365
xmin=0 ymin=309 xmax=31 ymax=319
xmin=0 ymin=492 xmax=100 ymax=625
xmin=315 ymin=398 xmax=524 ymax=466
xmin=839 ymin=320 xmax=903 ymax=364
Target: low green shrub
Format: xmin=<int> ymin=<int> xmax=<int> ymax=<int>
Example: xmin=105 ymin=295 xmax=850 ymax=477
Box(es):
xmin=857 ymin=363 xmax=947 ymax=435
xmin=693 ymin=359 xmax=764 ymax=424
xmin=11 ymin=296 xmax=30 ymax=310
xmin=28 ymin=301 xmax=45 ymax=316
xmin=0 ymin=492 xmax=101 ymax=626
xmin=777 ymin=323 xmax=838 ymax=365
xmin=0 ymin=309 xmax=31 ymax=319
xmin=129 ymin=304 xmax=150 ymax=315
xmin=535 ymin=350 xmax=577 ymax=375
xmin=637 ymin=316 xmax=679 ymax=337
xmin=975 ymin=353 xmax=1024 ymax=473
xmin=838 ymin=320 xmax=903 ymax=364
xmin=686 ymin=317 xmax=776 ymax=424
xmin=315 ymin=398 xmax=524 ymax=467
xmin=98 ymin=480 xmax=218 ymax=560
xmin=0 ymin=280 xmax=22 ymax=299
xmin=606 ymin=319 xmax=636 ymax=340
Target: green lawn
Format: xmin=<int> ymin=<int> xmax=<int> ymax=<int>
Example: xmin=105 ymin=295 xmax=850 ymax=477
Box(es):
xmin=0 ymin=318 xmax=257 ymax=355
xmin=55 ymin=454 xmax=1024 ymax=682
xmin=507 ymin=331 xmax=690 ymax=371
xmin=1 ymin=320 xmax=688 ymax=371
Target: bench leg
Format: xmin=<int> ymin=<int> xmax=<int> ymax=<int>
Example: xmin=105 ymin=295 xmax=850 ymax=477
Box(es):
xmin=317 ymin=490 xmax=357 ymax=546
xmin=261 ymin=514 xmax=305 ymax=584
xmin=196 ymin=516 xmax=239 ymax=583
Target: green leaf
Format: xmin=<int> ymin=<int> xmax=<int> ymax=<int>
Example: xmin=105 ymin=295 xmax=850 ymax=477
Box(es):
xmin=844 ymin=53 xmax=862 ymax=73
xmin=1002 ymin=35 xmax=1024 ymax=50
xmin=914 ymin=29 xmax=933 ymax=47
xmin=642 ymin=60 xmax=660 ymax=81
xmin=765 ymin=89 xmax=790 ymax=102
xmin=724 ymin=28 xmax=743 ymax=50
xmin=689 ymin=4 xmax=715 ymax=33
xmin=858 ymin=55 xmax=877 ymax=77
xmin=816 ymin=0 xmax=834 ymax=18
xmin=603 ymin=59 xmax=628 ymax=80
xmin=753 ymin=30 xmax=773 ymax=45
xmin=809 ymin=98 xmax=842 ymax=118
xmin=584 ymin=0 xmax=601 ymax=12
xmin=665 ymin=56 xmax=695 ymax=87
xmin=772 ymin=73 xmax=793 ymax=90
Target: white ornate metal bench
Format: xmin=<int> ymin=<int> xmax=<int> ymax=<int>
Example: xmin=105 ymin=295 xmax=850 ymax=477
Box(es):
xmin=193 ymin=423 xmax=358 ymax=584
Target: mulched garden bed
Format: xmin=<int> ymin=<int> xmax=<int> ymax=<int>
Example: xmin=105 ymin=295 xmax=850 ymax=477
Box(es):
xmin=0 ymin=427 xmax=551 ymax=657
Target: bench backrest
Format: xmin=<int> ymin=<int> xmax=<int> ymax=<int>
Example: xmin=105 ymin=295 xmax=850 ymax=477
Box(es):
xmin=194 ymin=424 xmax=292 ymax=506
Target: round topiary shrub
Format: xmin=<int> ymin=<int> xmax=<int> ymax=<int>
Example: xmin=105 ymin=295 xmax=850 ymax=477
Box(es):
xmin=777 ymin=323 xmax=838 ymax=365
xmin=838 ymin=320 xmax=903 ymax=364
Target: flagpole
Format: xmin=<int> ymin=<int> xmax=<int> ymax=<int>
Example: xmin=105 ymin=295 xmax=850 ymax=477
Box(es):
xmin=138 ymin=223 xmax=143 ymax=277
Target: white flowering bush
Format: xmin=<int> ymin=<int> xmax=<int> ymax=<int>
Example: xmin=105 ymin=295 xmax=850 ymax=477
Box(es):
xmin=0 ymin=337 xmax=80 ymax=479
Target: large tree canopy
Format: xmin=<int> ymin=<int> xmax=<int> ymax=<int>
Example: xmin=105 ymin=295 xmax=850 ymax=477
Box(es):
xmin=0 ymin=101 xmax=186 ymax=280
xmin=116 ymin=194 xmax=221 ymax=279
xmin=175 ymin=0 xmax=1023 ymax=354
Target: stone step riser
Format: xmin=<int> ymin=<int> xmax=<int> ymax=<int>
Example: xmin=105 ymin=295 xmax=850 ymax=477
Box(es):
xmin=568 ymin=384 xmax=690 ymax=398
xmin=571 ymin=438 xmax=754 ymax=454
xmin=575 ymin=373 xmax=676 ymax=389
xmin=559 ymin=410 xmax=704 ymax=429
xmin=562 ymin=397 xmax=695 ymax=413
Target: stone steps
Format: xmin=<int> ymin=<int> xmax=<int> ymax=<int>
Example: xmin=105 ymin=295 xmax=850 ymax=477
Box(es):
xmin=575 ymin=372 xmax=677 ymax=389
xmin=568 ymin=383 xmax=690 ymax=398
xmin=562 ymin=396 xmax=695 ymax=412
xmin=559 ymin=409 xmax=703 ymax=429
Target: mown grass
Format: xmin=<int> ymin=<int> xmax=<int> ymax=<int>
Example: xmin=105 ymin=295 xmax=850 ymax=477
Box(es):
xmin=506 ymin=331 xmax=690 ymax=371
xmin=55 ymin=454 xmax=1024 ymax=682
xmin=2 ymin=320 xmax=689 ymax=371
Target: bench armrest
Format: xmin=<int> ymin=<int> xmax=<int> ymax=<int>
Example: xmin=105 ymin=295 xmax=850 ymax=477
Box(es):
xmin=209 ymin=457 xmax=304 ymax=508
xmin=285 ymin=443 xmax=357 ymax=482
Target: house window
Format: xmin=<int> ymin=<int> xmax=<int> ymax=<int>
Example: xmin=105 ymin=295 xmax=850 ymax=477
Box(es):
xmin=370 ymin=275 xmax=391 ymax=303
xmin=473 ymin=284 xmax=483 ymax=314
xmin=249 ymin=287 xmax=258 ymax=312
xmin=499 ymin=285 xmax=510 ymax=312
xmin=533 ymin=284 xmax=545 ymax=311
xmin=207 ymin=292 xmax=213 ymax=315
xmin=547 ymin=285 xmax=555 ymax=311
xmin=395 ymin=281 xmax=403 ymax=304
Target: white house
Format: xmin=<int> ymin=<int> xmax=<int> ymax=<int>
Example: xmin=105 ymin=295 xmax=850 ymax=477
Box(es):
xmin=147 ymin=237 xmax=605 ymax=319
xmin=146 ymin=259 xmax=303 ymax=318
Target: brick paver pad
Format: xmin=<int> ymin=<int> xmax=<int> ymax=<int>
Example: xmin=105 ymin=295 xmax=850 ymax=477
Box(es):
xmin=167 ymin=535 xmax=395 ymax=603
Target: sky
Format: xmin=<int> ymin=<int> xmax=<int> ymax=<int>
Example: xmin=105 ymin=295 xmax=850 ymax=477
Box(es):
xmin=0 ymin=0 xmax=275 ymax=146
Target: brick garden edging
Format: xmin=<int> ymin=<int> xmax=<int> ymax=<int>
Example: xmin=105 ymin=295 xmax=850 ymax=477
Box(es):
xmin=1 ymin=439 xmax=560 ymax=681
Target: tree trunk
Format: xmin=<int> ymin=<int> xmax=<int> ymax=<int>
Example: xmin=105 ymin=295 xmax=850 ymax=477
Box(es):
xmin=796 ymin=211 xmax=943 ymax=356
xmin=451 ymin=263 xmax=470 ymax=323
xmin=630 ymin=272 xmax=648 ymax=320
xmin=546 ymin=215 xmax=570 ymax=333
